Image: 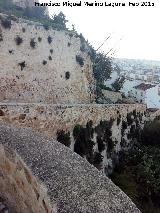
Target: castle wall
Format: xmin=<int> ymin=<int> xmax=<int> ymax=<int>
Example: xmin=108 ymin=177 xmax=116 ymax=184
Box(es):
xmin=0 ymin=14 xmax=95 ymax=104
xmin=0 ymin=103 xmax=146 ymax=174
xmin=0 ymin=123 xmax=142 ymax=213
xmin=0 ymin=143 xmax=53 ymax=213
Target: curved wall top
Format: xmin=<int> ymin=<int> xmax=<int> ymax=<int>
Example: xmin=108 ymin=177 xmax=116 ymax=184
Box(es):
xmin=0 ymin=123 xmax=141 ymax=213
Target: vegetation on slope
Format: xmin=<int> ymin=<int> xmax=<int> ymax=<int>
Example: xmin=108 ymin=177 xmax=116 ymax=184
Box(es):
xmin=111 ymin=119 xmax=160 ymax=213
xmin=0 ymin=0 xmax=68 ymax=30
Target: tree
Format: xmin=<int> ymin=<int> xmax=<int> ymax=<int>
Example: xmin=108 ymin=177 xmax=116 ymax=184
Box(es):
xmin=141 ymin=120 xmax=160 ymax=146
xmin=111 ymin=76 xmax=125 ymax=92
xmin=93 ymin=52 xmax=112 ymax=85
xmin=51 ymin=12 xmax=68 ymax=30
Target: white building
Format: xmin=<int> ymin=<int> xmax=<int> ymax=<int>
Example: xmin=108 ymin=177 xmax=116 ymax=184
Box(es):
xmin=121 ymin=79 xmax=141 ymax=97
xmin=132 ymin=83 xmax=160 ymax=108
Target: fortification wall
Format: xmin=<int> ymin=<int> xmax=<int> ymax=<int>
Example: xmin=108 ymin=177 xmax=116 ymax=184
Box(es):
xmin=0 ymin=103 xmax=146 ymax=174
xmin=0 ymin=123 xmax=141 ymax=213
xmin=0 ymin=14 xmax=95 ymax=104
xmin=0 ymin=143 xmax=53 ymax=213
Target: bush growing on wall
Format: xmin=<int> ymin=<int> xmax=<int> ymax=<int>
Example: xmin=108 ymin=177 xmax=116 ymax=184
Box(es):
xmin=65 ymin=71 xmax=70 ymax=80
xmin=57 ymin=130 xmax=71 ymax=147
xmin=42 ymin=60 xmax=47 ymax=65
xmin=141 ymin=120 xmax=160 ymax=146
xmin=18 ymin=61 xmax=26 ymax=71
xmin=30 ymin=38 xmax=36 ymax=48
xmin=38 ymin=37 xmax=42 ymax=42
xmin=73 ymin=122 xmax=94 ymax=163
xmin=1 ymin=17 xmax=11 ymax=29
xmin=15 ymin=36 xmax=23 ymax=45
xmin=76 ymin=55 xmax=84 ymax=67
xmin=47 ymin=36 xmax=52 ymax=44
xmin=93 ymin=152 xmax=103 ymax=165
xmin=0 ymin=33 xmax=3 ymax=41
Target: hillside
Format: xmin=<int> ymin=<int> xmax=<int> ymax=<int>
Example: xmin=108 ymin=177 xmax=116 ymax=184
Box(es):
xmin=113 ymin=58 xmax=160 ymax=72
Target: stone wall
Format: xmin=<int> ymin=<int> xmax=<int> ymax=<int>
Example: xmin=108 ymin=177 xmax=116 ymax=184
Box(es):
xmin=0 ymin=14 xmax=95 ymax=104
xmin=0 ymin=143 xmax=54 ymax=213
xmin=0 ymin=123 xmax=141 ymax=213
xmin=0 ymin=103 xmax=146 ymax=174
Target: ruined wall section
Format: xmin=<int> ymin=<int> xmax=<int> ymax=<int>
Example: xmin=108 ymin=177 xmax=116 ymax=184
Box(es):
xmin=0 ymin=103 xmax=146 ymax=175
xmin=0 ymin=14 xmax=95 ymax=104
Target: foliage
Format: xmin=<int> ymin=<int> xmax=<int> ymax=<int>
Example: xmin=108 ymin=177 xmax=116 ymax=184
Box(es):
xmin=93 ymin=52 xmax=112 ymax=84
xmin=47 ymin=36 xmax=52 ymax=44
xmin=141 ymin=120 xmax=160 ymax=146
xmin=51 ymin=12 xmax=68 ymax=30
xmin=38 ymin=37 xmax=42 ymax=42
xmin=15 ymin=36 xmax=23 ymax=45
xmin=48 ymin=56 xmax=52 ymax=60
xmin=42 ymin=60 xmax=47 ymax=65
xmin=0 ymin=33 xmax=3 ymax=41
xmin=65 ymin=71 xmax=70 ymax=80
xmin=117 ymin=115 xmax=121 ymax=125
xmin=111 ymin=120 xmax=160 ymax=213
xmin=88 ymin=49 xmax=112 ymax=102
xmin=73 ymin=122 xmax=94 ymax=163
xmin=57 ymin=130 xmax=71 ymax=147
xmin=30 ymin=38 xmax=36 ymax=48
xmin=126 ymin=112 xmax=134 ymax=126
xmin=95 ymin=119 xmax=114 ymax=155
xmin=0 ymin=0 xmax=68 ymax=31
xmin=1 ymin=17 xmax=11 ymax=29
xmin=76 ymin=55 xmax=84 ymax=67
xmin=18 ymin=61 xmax=26 ymax=71
xmin=97 ymin=136 xmax=105 ymax=152
xmin=111 ymin=76 xmax=125 ymax=92
xmin=93 ymin=152 xmax=103 ymax=165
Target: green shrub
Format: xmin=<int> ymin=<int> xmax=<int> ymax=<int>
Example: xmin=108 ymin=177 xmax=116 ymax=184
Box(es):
xmin=141 ymin=120 xmax=160 ymax=146
xmin=38 ymin=37 xmax=42 ymax=42
xmin=97 ymin=136 xmax=105 ymax=152
xmin=117 ymin=116 xmax=121 ymax=125
xmin=22 ymin=27 xmax=26 ymax=33
xmin=50 ymin=49 xmax=53 ymax=54
xmin=18 ymin=61 xmax=26 ymax=71
xmin=42 ymin=60 xmax=47 ymax=65
xmin=76 ymin=55 xmax=84 ymax=67
xmin=48 ymin=56 xmax=52 ymax=60
xmin=47 ymin=36 xmax=52 ymax=44
xmin=56 ymin=130 xmax=71 ymax=147
xmin=127 ymin=112 xmax=133 ymax=126
xmin=1 ymin=18 xmax=11 ymax=29
xmin=93 ymin=152 xmax=103 ymax=165
xmin=0 ymin=33 xmax=3 ymax=41
xmin=15 ymin=36 xmax=23 ymax=45
xmin=73 ymin=122 xmax=94 ymax=162
xmin=30 ymin=38 xmax=36 ymax=48
xmin=65 ymin=71 xmax=70 ymax=80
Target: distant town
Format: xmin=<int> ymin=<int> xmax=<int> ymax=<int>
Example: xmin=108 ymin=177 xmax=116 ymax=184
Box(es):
xmin=107 ymin=58 xmax=160 ymax=108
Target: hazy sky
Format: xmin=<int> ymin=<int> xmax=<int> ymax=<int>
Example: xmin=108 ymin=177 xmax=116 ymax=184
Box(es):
xmin=39 ymin=0 xmax=160 ymax=61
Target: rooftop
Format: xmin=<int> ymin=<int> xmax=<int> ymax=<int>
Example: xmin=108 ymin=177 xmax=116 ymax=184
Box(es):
xmin=134 ymin=83 xmax=156 ymax=91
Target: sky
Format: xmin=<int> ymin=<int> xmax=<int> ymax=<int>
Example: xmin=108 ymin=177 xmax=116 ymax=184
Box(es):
xmin=39 ymin=0 xmax=160 ymax=61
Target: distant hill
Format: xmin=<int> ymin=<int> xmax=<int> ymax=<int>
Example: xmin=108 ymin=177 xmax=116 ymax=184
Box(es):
xmin=112 ymin=58 xmax=160 ymax=73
